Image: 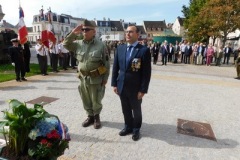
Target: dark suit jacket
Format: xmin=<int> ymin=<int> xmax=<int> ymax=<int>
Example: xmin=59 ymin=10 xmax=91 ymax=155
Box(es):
xmin=184 ymin=45 xmax=192 ymax=56
xmin=197 ymin=46 xmax=205 ymax=56
xmin=8 ymin=46 xmax=24 ymax=65
xmin=169 ymin=47 xmax=174 ymax=55
xmin=111 ymin=43 xmax=151 ymax=95
xmin=224 ymin=47 xmax=233 ymax=55
xmin=160 ymin=45 xmax=169 ymax=55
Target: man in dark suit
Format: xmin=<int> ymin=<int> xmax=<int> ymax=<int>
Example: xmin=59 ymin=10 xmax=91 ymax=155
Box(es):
xmin=160 ymin=40 xmax=169 ymax=65
xmin=111 ymin=25 xmax=151 ymax=141
xmin=223 ymin=43 xmax=233 ymax=65
xmin=8 ymin=38 xmax=27 ymax=82
xmin=184 ymin=42 xmax=192 ymax=64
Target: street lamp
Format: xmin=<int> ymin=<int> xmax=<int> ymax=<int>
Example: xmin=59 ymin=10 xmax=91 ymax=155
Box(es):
xmin=111 ymin=27 xmax=117 ymax=40
xmin=0 ymin=5 xmax=5 ymax=22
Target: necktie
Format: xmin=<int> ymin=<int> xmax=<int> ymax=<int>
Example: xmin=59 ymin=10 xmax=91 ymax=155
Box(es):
xmin=126 ymin=45 xmax=133 ymax=65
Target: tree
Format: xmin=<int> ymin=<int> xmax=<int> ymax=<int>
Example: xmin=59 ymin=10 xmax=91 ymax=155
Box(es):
xmin=201 ymin=0 xmax=240 ymax=47
xmin=182 ymin=0 xmax=240 ymax=45
xmin=182 ymin=0 xmax=208 ymax=29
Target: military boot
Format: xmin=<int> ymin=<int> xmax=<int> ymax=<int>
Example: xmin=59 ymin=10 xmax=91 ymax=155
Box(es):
xmin=82 ymin=116 xmax=94 ymax=127
xmin=94 ymin=114 xmax=101 ymax=129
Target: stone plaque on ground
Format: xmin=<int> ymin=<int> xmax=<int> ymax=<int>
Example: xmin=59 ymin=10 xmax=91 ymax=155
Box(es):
xmin=177 ymin=119 xmax=217 ymax=141
xmin=26 ymin=96 xmax=59 ymax=105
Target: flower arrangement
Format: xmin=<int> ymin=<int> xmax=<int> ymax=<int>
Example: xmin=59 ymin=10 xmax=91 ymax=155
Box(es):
xmin=28 ymin=116 xmax=70 ymax=159
xmin=0 ymin=99 xmax=70 ymax=160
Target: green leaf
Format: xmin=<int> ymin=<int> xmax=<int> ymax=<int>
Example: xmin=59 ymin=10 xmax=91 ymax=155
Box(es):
xmin=28 ymin=148 xmax=35 ymax=156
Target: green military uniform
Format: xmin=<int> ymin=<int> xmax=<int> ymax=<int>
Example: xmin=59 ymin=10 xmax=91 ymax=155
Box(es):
xmin=235 ymin=55 xmax=240 ymax=79
xmin=63 ymin=33 xmax=110 ymax=116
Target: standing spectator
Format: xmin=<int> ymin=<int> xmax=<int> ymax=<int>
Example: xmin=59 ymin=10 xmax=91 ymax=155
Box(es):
xmin=215 ymin=45 xmax=223 ymax=66
xmin=59 ymin=39 xmax=69 ymax=70
xmin=180 ymin=40 xmax=187 ymax=63
xmin=35 ymin=39 xmax=48 ymax=76
xmin=63 ymin=20 xmax=110 ymax=129
xmin=8 ymin=38 xmax=27 ymax=82
xmin=113 ymin=41 xmax=118 ymax=58
xmin=151 ymin=42 xmax=159 ymax=65
xmin=206 ymin=44 xmax=214 ymax=66
xmin=23 ymin=42 xmax=31 ymax=72
xmin=196 ymin=42 xmax=205 ymax=65
xmin=160 ymin=40 xmax=169 ymax=65
xmin=58 ymin=41 xmax=63 ymax=68
xmin=173 ymin=41 xmax=180 ymax=63
xmin=192 ymin=43 xmax=198 ymax=65
xmin=223 ymin=43 xmax=233 ymax=65
xmin=168 ymin=43 xmax=174 ymax=63
xmin=49 ymin=41 xmax=59 ymax=72
xmin=111 ymin=25 xmax=151 ymax=141
xmin=184 ymin=42 xmax=192 ymax=64
xmin=70 ymin=51 xmax=77 ymax=69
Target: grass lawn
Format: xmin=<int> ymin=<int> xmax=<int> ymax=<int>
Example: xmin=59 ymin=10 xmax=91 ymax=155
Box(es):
xmin=0 ymin=63 xmax=52 ymax=82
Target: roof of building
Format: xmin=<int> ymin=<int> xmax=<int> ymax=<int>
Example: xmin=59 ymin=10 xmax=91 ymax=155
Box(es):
xmin=177 ymin=17 xmax=185 ymax=26
xmin=0 ymin=20 xmax=15 ymax=28
xmin=110 ymin=21 xmax=124 ymax=31
xmin=143 ymin=20 xmax=167 ymax=31
xmin=136 ymin=25 xmax=146 ymax=34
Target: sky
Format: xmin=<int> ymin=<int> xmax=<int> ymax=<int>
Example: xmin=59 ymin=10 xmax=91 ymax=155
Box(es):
xmin=1 ymin=0 xmax=189 ymax=27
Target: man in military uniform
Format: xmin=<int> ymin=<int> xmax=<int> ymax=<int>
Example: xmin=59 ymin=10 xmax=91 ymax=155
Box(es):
xmin=235 ymin=54 xmax=240 ymax=79
xmin=8 ymin=38 xmax=27 ymax=82
xmin=63 ymin=20 xmax=110 ymax=129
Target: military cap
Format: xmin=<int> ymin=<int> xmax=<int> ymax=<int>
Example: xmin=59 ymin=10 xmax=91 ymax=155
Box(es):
xmin=83 ymin=19 xmax=96 ymax=27
xmin=11 ymin=38 xmax=19 ymax=42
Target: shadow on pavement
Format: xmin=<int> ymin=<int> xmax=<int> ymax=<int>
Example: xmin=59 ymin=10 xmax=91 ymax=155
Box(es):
xmin=102 ymin=121 xmax=239 ymax=149
xmin=0 ymin=86 xmax=37 ymax=91
xmin=69 ymin=133 xmax=131 ymax=144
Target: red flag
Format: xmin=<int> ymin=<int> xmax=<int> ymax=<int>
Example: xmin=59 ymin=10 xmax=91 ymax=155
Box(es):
xmin=47 ymin=11 xmax=56 ymax=43
xmin=41 ymin=30 xmax=49 ymax=48
xmin=18 ymin=7 xmax=28 ymax=44
xmin=40 ymin=8 xmax=49 ymax=48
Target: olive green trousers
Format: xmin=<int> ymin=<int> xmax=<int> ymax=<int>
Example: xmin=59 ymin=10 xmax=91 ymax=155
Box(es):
xmin=78 ymin=80 xmax=105 ymax=116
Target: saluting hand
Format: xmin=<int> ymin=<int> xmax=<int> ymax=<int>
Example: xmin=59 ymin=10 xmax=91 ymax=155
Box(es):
xmin=72 ymin=25 xmax=83 ymax=35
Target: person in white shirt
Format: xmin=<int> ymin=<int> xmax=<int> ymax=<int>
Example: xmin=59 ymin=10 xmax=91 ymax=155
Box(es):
xmin=58 ymin=40 xmax=69 ymax=70
xmin=49 ymin=41 xmax=59 ymax=72
xmin=35 ymin=39 xmax=48 ymax=76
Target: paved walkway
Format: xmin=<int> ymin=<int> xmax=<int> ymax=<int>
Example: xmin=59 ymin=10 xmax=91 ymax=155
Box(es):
xmin=0 ymin=62 xmax=240 ymax=160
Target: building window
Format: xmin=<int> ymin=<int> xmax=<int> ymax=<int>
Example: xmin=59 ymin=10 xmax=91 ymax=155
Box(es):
xmin=52 ymin=14 xmax=57 ymax=21
xmin=34 ymin=16 xmax=38 ymax=22
xmin=65 ymin=27 xmax=69 ymax=33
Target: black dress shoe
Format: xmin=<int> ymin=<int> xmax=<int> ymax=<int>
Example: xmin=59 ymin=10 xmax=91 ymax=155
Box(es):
xmin=132 ymin=132 xmax=140 ymax=141
xmin=119 ymin=128 xmax=133 ymax=136
xmin=16 ymin=79 xmax=21 ymax=82
xmin=21 ymin=78 xmax=27 ymax=81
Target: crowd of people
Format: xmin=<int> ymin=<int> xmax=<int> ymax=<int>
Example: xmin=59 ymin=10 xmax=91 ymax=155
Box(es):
xmin=35 ymin=38 xmax=77 ymax=76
